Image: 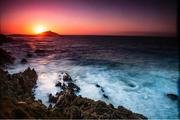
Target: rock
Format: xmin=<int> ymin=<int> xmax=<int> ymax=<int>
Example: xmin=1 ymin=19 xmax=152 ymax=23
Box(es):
xmin=21 ymin=58 xmax=27 ymax=64
xmin=26 ymin=53 xmax=33 ymax=58
xmin=103 ymin=94 xmax=109 ymax=99
xmin=0 ymin=48 xmax=15 ymax=66
xmin=48 ymin=94 xmax=58 ymax=103
xmin=166 ymin=93 xmax=178 ymax=100
xmin=95 ymin=84 xmax=100 ymax=88
xmin=48 ymin=104 xmax=52 ymax=110
xmin=35 ymin=49 xmax=46 ymax=53
xmin=67 ymin=83 xmax=80 ymax=93
xmin=65 ymin=106 xmax=81 ymax=118
xmin=59 ymin=72 xmax=72 ymax=81
xmin=101 ymin=88 xmax=105 ymax=93
xmin=0 ymin=67 xmax=147 ymax=119
xmin=14 ymin=67 xmax=38 ymax=95
xmin=55 ymin=82 xmax=61 ymax=87
xmin=0 ymin=34 xmax=13 ymax=45
xmin=109 ymin=103 xmax=114 ymax=108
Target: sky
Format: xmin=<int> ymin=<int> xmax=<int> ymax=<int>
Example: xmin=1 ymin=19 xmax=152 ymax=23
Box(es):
xmin=0 ymin=0 xmax=177 ymax=36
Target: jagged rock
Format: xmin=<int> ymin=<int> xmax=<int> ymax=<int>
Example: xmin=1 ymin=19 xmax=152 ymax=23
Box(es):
xmin=67 ymin=82 xmax=80 ymax=93
xmin=166 ymin=93 xmax=178 ymax=100
xmin=0 ymin=67 xmax=147 ymax=119
xmin=48 ymin=94 xmax=58 ymax=103
xmin=59 ymin=72 xmax=72 ymax=81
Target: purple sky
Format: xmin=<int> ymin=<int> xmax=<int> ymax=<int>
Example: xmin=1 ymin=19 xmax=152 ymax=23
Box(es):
xmin=0 ymin=0 xmax=177 ymax=36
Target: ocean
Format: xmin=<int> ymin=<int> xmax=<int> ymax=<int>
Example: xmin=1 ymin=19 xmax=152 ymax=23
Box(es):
xmin=1 ymin=36 xmax=178 ymax=118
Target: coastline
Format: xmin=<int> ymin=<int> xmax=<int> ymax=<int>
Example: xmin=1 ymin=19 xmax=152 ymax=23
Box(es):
xmin=0 ymin=34 xmax=147 ymax=119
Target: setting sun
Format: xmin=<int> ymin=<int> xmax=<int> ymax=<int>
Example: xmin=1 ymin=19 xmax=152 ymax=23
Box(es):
xmin=34 ymin=26 xmax=47 ymax=34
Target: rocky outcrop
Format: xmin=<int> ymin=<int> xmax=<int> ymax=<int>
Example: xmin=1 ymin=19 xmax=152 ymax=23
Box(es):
xmin=0 ymin=35 xmax=15 ymax=67
xmin=166 ymin=93 xmax=178 ymax=101
xmin=0 ymin=48 xmax=15 ymax=67
xmin=0 ymin=34 xmax=13 ymax=45
xmin=0 ymin=67 xmax=48 ymax=119
xmin=0 ymin=67 xmax=37 ymax=99
xmin=48 ymin=87 xmax=147 ymax=119
xmin=0 ymin=68 xmax=147 ymax=119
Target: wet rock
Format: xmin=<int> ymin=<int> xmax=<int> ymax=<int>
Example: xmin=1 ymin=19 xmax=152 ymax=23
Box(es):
xmin=0 ymin=67 xmax=147 ymax=119
xmin=166 ymin=93 xmax=178 ymax=100
xmin=0 ymin=48 xmax=15 ymax=66
xmin=21 ymin=58 xmax=27 ymax=64
xmin=109 ymin=103 xmax=114 ymax=109
xmin=95 ymin=84 xmax=100 ymax=88
xmin=101 ymin=88 xmax=105 ymax=93
xmin=103 ymin=94 xmax=109 ymax=99
xmin=55 ymin=82 xmax=66 ymax=90
xmin=48 ymin=93 xmax=58 ymax=103
xmin=59 ymin=72 xmax=72 ymax=81
xmin=67 ymin=83 xmax=80 ymax=93
xmin=55 ymin=82 xmax=61 ymax=87
xmin=48 ymin=104 xmax=52 ymax=110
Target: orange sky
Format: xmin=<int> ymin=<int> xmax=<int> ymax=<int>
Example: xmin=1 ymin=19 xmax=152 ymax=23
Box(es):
xmin=0 ymin=0 xmax=177 ymax=36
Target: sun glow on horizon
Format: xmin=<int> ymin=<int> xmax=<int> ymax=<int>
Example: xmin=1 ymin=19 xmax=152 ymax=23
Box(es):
xmin=34 ymin=26 xmax=47 ymax=34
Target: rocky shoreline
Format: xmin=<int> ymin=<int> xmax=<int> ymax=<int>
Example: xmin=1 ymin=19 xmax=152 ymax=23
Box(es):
xmin=0 ymin=34 xmax=149 ymax=119
xmin=0 ymin=67 xmax=147 ymax=119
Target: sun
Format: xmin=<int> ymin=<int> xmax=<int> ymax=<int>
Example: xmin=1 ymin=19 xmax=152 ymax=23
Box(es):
xmin=34 ymin=26 xmax=47 ymax=34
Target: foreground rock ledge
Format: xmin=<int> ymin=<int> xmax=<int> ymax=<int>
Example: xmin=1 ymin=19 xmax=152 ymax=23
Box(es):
xmin=0 ymin=67 xmax=147 ymax=119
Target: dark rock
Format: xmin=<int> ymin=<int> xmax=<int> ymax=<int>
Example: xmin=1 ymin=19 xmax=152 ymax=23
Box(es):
xmin=109 ymin=103 xmax=114 ymax=108
xmin=101 ymin=88 xmax=105 ymax=93
xmin=0 ymin=34 xmax=13 ymax=45
xmin=59 ymin=72 xmax=72 ymax=81
xmin=48 ymin=104 xmax=52 ymax=110
xmin=55 ymin=82 xmax=61 ymax=87
xmin=65 ymin=106 xmax=81 ymax=118
xmin=26 ymin=53 xmax=33 ymax=58
xmin=0 ymin=48 xmax=15 ymax=66
xmin=0 ymin=67 xmax=147 ymax=119
xmin=48 ymin=93 xmax=58 ymax=103
xmin=14 ymin=67 xmax=38 ymax=95
xmin=35 ymin=49 xmax=46 ymax=53
xmin=94 ymin=100 xmax=109 ymax=115
xmin=128 ymin=83 xmax=136 ymax=87
xmin=67 ymin=82 xmax=80 ymax=93
xmin=55 ymin=82 xmax=66 ymax=90
xmin=103 ymin=94 xmax=109 ymax=99
xmin=21 ymin=58 xmax=27 ymax=64
xmin=95 ymin=84 xmax=100 ymax=88
xmin=166 ymin=93 xmax=178 ymax=100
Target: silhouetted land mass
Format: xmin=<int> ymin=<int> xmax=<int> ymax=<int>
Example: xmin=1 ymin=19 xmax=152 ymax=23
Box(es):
xmin=9 ymin=31 xmax=61 ymax=37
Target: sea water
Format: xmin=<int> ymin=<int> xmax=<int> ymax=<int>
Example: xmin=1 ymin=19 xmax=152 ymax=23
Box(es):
xmin=1 ymin=36 xmax=178 ymax=118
